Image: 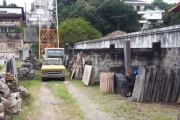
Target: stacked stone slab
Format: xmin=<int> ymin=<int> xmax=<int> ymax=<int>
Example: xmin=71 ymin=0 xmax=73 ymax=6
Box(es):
xmin=0 ymin=77 xmax=21 ymax=119
xmin=17 ymin=57 xmax=36 ymax=79
xmin=131 ymin=65 xmax=180 ymax=103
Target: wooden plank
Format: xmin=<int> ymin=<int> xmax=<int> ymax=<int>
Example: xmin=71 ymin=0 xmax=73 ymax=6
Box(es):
xmin=176 ymin=69 xmax=180 ymax=103
xmin=155 ymin=69 xmax=164 ymax=102
xmin=171 ymin=69 xmax=180 ymax=103
xmin=71 ymin=62 xmax=77 ymax=79
xmin=151 ymin=66 xmax=159 ymax=102
xmin=143 ymin=66 xmax=152 ymax=102
xmin=75 ymin=65 xmax=80 ymax=79
xmin=132 ymin=66 xmax=146 ymax=102
xmin=160 ymin=71 xmax=167 ymax=102
xmin=100 ymin=72 xmax=114 ymax=94
xmin=82 ymin=65 xmax=92 ymax=86
xmin=164 ymin=69 xmax=174 ymax=103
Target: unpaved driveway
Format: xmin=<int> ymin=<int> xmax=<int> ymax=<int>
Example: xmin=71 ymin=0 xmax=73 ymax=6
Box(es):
xmin=31 ymin=81 xmax=125 ymax=120
xmin=64 ymin=81 xmax=125 ymax=120
xmin=31 ymin=82 xmax=59 ymax=120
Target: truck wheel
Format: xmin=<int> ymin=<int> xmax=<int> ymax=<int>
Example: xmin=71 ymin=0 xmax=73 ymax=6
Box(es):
xmin=61 ymin=77 xmax=65 ymax=81
xmin=42 ymin=77 xmax=46 ymax=82
xmin=125 ymin=89 xmax=132 ymax=97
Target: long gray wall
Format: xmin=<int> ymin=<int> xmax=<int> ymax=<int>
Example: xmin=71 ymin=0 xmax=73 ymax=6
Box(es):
xmin=74 ymin=25 xmax=180 ymax=49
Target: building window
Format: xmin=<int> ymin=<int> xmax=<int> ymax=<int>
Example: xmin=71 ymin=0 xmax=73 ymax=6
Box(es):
xmin=0 ymin=11 xmax=7 ymax=14
xmin=0 ymin=18 xmax=3 ymax=22
xmin=11 ymin=19 xmax=15 ymax=22
xmin=0 ymin=28 xmax=7 ymax=32
xmin=137 ymin=6 xmax=140 ymax=11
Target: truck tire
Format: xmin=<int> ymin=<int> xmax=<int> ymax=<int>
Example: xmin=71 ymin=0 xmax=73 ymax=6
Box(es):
xmin=61 ymin=77 xmax=65 ymax=81
xmin=42 ymin=77 xmax=46 ymax=82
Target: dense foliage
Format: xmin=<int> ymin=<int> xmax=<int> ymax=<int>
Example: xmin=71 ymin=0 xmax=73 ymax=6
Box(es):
xmin=59 ymin=18 xmax=102 ymax=47
xmin=13 ymin=25 xmax=23 ymax=32
xmin=31 ymin=42 xmax=39 ymax=57
xmin=58 ymin=0 xmax=140 ymax=36
xmin=145 ymin=0 xmax=169 ymax=10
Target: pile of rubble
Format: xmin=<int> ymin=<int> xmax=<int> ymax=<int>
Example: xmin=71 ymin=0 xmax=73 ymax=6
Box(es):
xmin=0 ymin=73 xmax=30 ymax=120
xmin=17 ymin=55 xmax=41 ymax=79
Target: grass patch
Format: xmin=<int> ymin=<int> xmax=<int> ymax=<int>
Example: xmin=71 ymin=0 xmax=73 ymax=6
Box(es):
xmin=0 ymin=64 xmax=6 ymax=71
xmin=16 ymin=60 xmax=21 ymax=68
xmin=13 ymin=71 xmax=41 ymax=120
xmin=66 ymin=71 xmax=178 ymax=120
xmin=48 ymin=81 xmax=84 ymax=120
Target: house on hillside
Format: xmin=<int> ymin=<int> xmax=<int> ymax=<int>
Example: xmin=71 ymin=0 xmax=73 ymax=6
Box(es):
xmin=0 ymin=7 xmax=25 ymax=32
xmin=122 ymin=0 xmax=165 ymax=29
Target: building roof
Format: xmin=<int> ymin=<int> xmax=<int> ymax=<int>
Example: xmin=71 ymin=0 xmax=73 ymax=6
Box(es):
xmin=0 ymin=6 xmax=23 ymax=9
xmin=103 ymin=30 xmax=126 ymax=38
xmin=168 ymin=2 xmax=180 ymax=12
xmin=0 ymin=7 xmax=25 ymax=21
xmin=0 ymin=14 xmax=23 ymax=18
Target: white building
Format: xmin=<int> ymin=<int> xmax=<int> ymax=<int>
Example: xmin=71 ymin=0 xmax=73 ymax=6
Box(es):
xmin=26 ymin=0 xmax=51 ymax=28
xmin=123 ymin=0 xmax=165 ymax=29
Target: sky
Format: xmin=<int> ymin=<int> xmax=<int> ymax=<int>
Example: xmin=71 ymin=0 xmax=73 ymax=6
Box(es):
xmin=1 ymin=0 xmax=180 ymax=11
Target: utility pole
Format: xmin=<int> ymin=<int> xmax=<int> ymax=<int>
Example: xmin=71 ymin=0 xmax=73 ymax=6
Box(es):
xmin=111 ymin=15 xmax=127 ymax=30
xmin=24 ymin=3 xmax=27 ymax=26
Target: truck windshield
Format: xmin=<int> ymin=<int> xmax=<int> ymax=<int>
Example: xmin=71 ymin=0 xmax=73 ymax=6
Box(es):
xmin=43 ymin=60 xmax=62 ymax=65
xmin=47 ymin=49 xmax=63 ymax=56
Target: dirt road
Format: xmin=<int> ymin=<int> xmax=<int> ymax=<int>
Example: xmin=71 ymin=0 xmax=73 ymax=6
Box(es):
xmin=64 ymin=81 xmax=125 ymax=120
xmin=30 ymin=81 xmax=124 ymax=120
xmin=31 ymin=82 xmax=60 ymax=120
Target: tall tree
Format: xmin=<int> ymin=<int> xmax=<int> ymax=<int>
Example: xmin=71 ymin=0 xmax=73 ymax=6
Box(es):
xmin=3 ymin=0 xmax=7 ymax=6
xmin=145 ymin=0 xmax=170 ymax=10
xmin=65 ymin=0 xmax=140 ymax=35
xmin=59 ymin=18 xmax=102 ymax=47
xmin=163 ymin=4 xmax=180 ymax=26
xmin=96 ymin=0 xmax=140 ymax=35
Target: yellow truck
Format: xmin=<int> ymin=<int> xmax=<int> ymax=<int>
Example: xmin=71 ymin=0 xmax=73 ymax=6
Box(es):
xmin=41 ymin=58 xmax=66 ymax=81
xmin=41 ymin=48 xmax=66 ymax=81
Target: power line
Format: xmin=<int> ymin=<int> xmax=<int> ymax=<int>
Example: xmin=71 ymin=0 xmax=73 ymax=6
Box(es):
xmin=111 ymin=15 xmax=127 ymax=30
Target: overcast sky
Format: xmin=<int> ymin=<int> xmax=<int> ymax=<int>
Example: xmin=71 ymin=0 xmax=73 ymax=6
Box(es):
xmin=2 ymin=0 xmax=180 ymax=11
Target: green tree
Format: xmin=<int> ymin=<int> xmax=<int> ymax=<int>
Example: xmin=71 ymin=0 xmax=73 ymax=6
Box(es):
xmin=163 ymin=12 xmax=180 ymax=26
xmin=96 ymin=0 xmax=140 ymax=34
xmin=3 ymin=0 xmax=7 ymax=6
xmin=31 ymin=42 xmax=39 ymax=57
xmin=13 ymin=25 xmax=23 ymax=32
xmin=145 ymin=0 xmax=170 ymax=10
xmin=59 ymin=18 xmax=102 ymax=47
xmin=57 ymin=0 xmax=140 ymax=36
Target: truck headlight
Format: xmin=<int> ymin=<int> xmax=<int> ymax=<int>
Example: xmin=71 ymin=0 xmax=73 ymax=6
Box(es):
xmin=42 ymin=70 xmax=46 ymax=74
xmin=62 ymin=70 xmax=65 ymax=74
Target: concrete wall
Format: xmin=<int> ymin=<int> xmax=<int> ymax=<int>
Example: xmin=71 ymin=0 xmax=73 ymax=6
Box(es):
xmin=74 ymin=25 xmax=180 ymax=49
xmin=0 ymin=33 xmax=23 ymax=53
xmin=69 ymin=47 xmax=180 ymax=82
